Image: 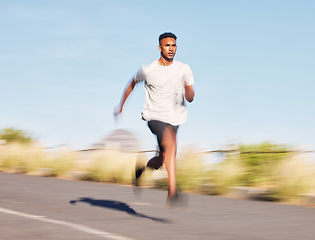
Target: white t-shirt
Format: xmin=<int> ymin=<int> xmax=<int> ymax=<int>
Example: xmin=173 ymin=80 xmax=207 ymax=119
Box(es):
xmin=134 ymin=60 xmax=194 ymax=126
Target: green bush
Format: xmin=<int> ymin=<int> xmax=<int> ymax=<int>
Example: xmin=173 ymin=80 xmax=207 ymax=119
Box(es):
xmin=200 ymin=142 xmax=293 ymax=194
xmin=0 ymin=128 xmax=33 ymax=144
xmin=238 ymin=142 xmax=290 ymax=186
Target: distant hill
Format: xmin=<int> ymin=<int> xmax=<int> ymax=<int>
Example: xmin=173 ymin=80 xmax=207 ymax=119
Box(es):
xmin=90 ymin=129 xmax=141 ymax=152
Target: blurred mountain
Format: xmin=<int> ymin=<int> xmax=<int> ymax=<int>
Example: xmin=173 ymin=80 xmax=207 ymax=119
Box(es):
xmin=90 ymin=129 xmax=141 ymax=152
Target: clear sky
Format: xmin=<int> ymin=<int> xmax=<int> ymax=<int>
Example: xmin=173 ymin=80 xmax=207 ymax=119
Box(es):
xmin=0 ymin=0 xmax=314 ymax=151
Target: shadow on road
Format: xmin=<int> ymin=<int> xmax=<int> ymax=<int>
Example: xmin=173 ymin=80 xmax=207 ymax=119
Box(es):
xmin=69 ymin=197 xmax=171 ymax=223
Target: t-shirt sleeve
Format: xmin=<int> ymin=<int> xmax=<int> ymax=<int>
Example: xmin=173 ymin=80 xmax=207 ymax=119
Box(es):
xmin=134 ymin=66 xmax=146 ymax=83
xmin=183 ymin=64 xmax=194 ymax=86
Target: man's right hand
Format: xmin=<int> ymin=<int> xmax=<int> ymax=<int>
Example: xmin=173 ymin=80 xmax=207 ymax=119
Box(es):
xmin=113 ymin=105 xmax=123 ymax=118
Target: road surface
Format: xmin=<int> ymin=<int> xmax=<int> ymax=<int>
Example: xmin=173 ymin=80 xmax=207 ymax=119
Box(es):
xmin=1 ymin=172 xmax=315 ymax=240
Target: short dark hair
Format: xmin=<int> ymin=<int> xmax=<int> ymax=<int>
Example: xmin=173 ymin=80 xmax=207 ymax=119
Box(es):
xmin=159 ymin=32 xmax=177 ymax=43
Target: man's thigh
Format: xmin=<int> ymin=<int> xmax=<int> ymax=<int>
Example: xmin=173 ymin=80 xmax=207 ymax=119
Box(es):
xmin=147 ymin=120 xmax=178 ymax=152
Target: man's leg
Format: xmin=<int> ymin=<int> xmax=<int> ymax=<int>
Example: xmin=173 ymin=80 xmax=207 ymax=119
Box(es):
xmin=147 ymin=152 xmax=163 ymax=170
xmin=134 ymin=121 xmax=178 ymax=199
xmin=146 ymin=120 xmax=166 ymax=171
xmin=161 ymin=126 xmax=177 ymax=201
xmin=133 ymin=152 xmax=163 ymax=189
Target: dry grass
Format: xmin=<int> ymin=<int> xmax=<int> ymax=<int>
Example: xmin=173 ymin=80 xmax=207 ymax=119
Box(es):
xmin=208 ymin=154 xmax=246 ymax=195
xmin=176 ymin=149 xmax=210 ymax=191
xmin=1 ymin=143 xmax=315 ymax=204
xmin=0 ymin=143 xmax=45 ymax=173
xmin=43 ymin=150 xmax=77 ymax=177
xmin=83 ymin=150 xmax=139 ymax=184
xmin=271 ymin=154 xmax=315 ymax=202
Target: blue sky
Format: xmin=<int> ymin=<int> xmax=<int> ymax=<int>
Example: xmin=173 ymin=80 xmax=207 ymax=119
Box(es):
xmin=0 ymin=0 xmax=314 ymax=151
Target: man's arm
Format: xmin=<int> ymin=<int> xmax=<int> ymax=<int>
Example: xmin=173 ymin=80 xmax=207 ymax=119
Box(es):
xmin=184 ymin=84 xmax=195 ymax=103
xmin=114 ymin=79 xmax=137 ymax=117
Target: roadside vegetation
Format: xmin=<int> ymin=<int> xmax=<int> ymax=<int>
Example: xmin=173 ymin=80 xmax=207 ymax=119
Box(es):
xmin=1 ymin=127 xmax=315 ymax=204
xmin=0 ymin=127 xmax=33 ymax=144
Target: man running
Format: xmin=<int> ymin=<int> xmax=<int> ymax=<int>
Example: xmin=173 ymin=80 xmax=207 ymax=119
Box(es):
xmin=114 ymin=32 xmax=195 ymax=207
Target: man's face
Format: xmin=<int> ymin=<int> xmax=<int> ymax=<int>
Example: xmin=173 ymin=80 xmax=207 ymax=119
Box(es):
xmin=159 ymin=37 xmax=177 ymax=61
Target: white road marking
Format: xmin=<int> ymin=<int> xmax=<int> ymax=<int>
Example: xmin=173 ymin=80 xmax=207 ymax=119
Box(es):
xmin=0 ymin=207 xmax=134 ymax=240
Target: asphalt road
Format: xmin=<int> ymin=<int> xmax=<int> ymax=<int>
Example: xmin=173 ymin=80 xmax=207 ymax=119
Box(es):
xmin=1 ymin=172 xmax=315 ymax=240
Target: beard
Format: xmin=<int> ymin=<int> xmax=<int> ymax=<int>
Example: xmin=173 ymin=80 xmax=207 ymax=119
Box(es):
xmin=161 ymin=52 xmax=174 ymax=62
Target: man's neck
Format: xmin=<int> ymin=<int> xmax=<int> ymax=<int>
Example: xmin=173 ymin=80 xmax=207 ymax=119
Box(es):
xmin=158 ymin=57 xmax=174 ymax=66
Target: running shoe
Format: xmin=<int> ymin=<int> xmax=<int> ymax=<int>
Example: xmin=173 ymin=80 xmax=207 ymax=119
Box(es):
xmin=167 ymin=190 xmax=189 ymax=209
xmin=132 ymin=166 xmax=145 ymax=196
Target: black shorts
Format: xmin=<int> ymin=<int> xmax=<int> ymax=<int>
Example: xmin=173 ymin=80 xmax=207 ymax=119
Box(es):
xmin=147 ymin=120 xmax=179 ymax=153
